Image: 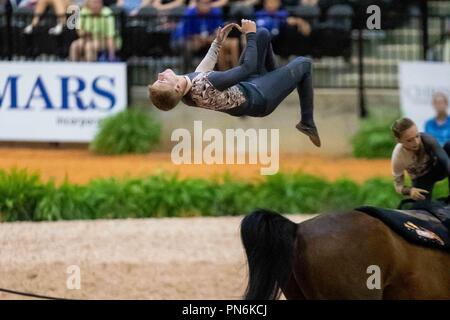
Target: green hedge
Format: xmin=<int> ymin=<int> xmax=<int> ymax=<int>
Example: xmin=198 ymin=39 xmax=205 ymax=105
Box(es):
xmin=351 ymin=113 xmax=399 ymax=159
xmin=90 ymin=109 xmax=161 ymax=155
xmin=2 ymin=168 xmax=448 ymax=222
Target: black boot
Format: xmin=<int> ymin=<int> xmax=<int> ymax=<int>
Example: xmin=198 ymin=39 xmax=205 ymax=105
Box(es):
xmin=296 ymin=122 xmax=321 ymax=147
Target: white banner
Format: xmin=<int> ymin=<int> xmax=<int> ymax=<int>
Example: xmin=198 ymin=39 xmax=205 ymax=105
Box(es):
xmin=399 ymin=61 xmax=450 ymax=131
xmin=0 ymin=62 xmax=127 ymax=142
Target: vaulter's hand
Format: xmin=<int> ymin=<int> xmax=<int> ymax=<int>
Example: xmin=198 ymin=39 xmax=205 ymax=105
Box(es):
xmin=410 ymin=187 xmax=429 ymax=201
xmin=215 ymin=23 xmax=240 ymax=44
xmin=240 ymin=19 xmax=256 ymax=34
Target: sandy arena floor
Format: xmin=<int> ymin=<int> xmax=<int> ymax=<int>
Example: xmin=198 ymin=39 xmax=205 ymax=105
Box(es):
xmin=0 ymin=214 xmax=314 ymax=300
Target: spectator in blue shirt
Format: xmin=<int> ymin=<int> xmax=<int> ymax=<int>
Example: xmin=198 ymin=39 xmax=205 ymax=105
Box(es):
xmin=255 ymin=0 xmax=288 ymax=36
xmin=255 ymin=0 xmax=312 ymax=37
xmin=116 ymin=0 xmax=152 ymax=16
xmin=425 ymin=92 xmax=450 ymax=146
xmin=172 ymin=0 xmax=223 ymax=51
xmin=172 ymin=0 xmax=241 ymax=70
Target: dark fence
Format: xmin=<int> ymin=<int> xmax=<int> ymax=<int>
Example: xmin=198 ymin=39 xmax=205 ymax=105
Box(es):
xmin=1 ymin=2 xmax=450 ymax=116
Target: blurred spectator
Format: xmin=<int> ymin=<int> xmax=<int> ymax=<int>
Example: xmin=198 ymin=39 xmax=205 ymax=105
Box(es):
xmin=281 ymin=0 xmax=318 ymax=10
xmin=225 ymin=0 xmax=258 ymax=31
xmin=228 ymin=0 xmax=259 ymax=7
xmin=69 ymin=0 xmax=118 ymax=61
xmin=103 ymin=0 xmax=117 ymax=6
xmin=17 ymin=0 xmax=38 ymax=9
xmin=255 ymin=0 xmax=310 ymax=37
xmin=187 ymin=0 xmax=229 ymax=9
xmin=23 ymin=0 xmax=70 ymax=35
xmin=296 ymin=0 xmax=319 ymax=15
xmin=444 ymin=18 xmax=450 ymax=62
xmin=210 ymin=0 xmax=228 ymax=8
xmin=288 ymin=0 xmax=319 ymax=36
xmin=425 ymin=92 xmax=450 ymax=146
xmin=171 ymin=0 xmax=222 ymax=53
xmin=171 ymin=0 xmax=240 ymax=70
xmin=255 ymin=0 xmax=288 ymax=36
xmin=153 ymin=0 xmax=186 ymax=35
xmin=153 ymin=0 xmax=185 ymax=12
xmin=229 ymin=0 xmax=260 ymax=9
xmin=116 ymin=0 xmax=152 ymax=16
xmin=301 ymin=0 xmax=317 ymax=5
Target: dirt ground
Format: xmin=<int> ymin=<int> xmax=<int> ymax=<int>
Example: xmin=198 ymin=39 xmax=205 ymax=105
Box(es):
xmin=0 ymin=148 xmax=391 ymax=184
xmin=0 ymin=147 xmax=389 ymax=300
xmin=0 ymin=214 xmax=314 ymax=300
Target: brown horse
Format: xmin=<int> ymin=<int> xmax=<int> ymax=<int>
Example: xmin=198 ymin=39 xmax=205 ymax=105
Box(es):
xmin=240 ymin=209 xmax=450 ymax=299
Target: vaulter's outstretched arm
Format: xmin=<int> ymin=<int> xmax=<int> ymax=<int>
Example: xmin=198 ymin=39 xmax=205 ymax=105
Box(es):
xmin=195 ymin=40 xmax=222 ymax=73
xmin=207 ymin=31 xmax=257 ymax=91
xmin=422 ymin=133 xmax=450 ymax=175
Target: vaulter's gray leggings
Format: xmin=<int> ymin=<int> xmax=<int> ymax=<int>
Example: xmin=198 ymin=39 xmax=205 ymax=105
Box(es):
xmin=237 ymin=28 xmax=315 ymax=126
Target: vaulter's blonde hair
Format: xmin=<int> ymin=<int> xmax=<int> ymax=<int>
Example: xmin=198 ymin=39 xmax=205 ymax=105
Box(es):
xmin=148 ymin=83 xmax=182 ymax=111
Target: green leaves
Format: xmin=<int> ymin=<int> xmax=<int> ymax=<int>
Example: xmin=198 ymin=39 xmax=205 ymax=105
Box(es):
xmin=0 ymin=168 xmax=50 ymax=221
xmin=351 ymin=114 xmax=399 ymax=159
xmin=90 ymin=109 xmax=161 ymax=155
xmin=0 ymin=168 xmax=415 ymax=221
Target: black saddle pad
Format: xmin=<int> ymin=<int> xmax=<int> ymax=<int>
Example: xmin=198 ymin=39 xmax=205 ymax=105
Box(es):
xmin=355 ymin=201 xmax=450 ymax=253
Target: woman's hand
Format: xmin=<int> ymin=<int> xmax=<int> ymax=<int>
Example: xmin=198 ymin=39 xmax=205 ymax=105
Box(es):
xmin=240 ymin=19 xmax=256 ymax=34
xmin=215 ymin=23 xmax=240 ymax=44
xmin=409 ymin=187 xmax=429 ymax=201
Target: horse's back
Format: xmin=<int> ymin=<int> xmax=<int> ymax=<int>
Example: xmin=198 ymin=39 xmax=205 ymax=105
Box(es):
xmin=292 ymin=210 xmax=450 ymax=299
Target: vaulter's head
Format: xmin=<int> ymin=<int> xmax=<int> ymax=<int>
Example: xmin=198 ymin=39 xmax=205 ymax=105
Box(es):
xmin=391 ymin=117 xmax=421 ymax=151
xmin=148 ymin=69 xmax=184 ymax=111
